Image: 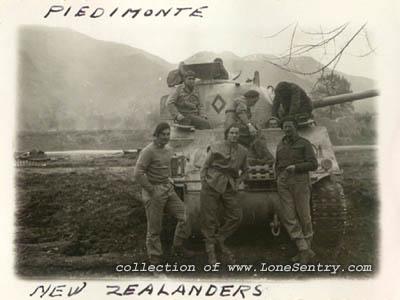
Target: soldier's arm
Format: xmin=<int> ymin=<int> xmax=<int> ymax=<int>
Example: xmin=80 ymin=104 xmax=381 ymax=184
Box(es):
xmin=133 ymin=148 xmax=155 ymax=194
xmin=274 ymin=143 xmax=281 ymax=174
xmin=236 ymin=100 xmax=250 ymax=125
xmin=294 ymin=140 xmax=318 ymax=172
xmin=200 ymin=150 xmax=213 ymax=182
xmin=238 ymin=152 xmax=249 ymax=182
xmin=271 ymin=96 xmax=280 ymax=118
xmin=167 ymin=87 xmax=182 ymax=119
xmin=197 ymin=91 xmax=207 ymax=118
xmin=289 ymin=85 xmax=302 ymax=115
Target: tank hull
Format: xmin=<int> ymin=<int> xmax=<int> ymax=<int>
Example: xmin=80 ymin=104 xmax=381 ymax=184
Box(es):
xmin=170 ymin=125 xmax=342 ymax=234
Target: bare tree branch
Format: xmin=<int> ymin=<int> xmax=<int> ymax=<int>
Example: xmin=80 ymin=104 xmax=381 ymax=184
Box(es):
xmin=283 ymin=22 xmax=298 ymax=66
xmin=299 ymin=22 xmax=349 ymax=35
xmin=262 ymin=22 xmax=296 ymax=38
xmin=363 ymin=28 xmax=376 ymax=53
xmin=264 ymin=23 xmax=368 ymax=75
xmin=272 ymin=23 xmax=349 ymax=60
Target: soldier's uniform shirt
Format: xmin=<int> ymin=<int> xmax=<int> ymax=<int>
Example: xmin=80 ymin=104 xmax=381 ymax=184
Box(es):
xmin=200 ymin=141 xmax=249 ymax=194
xmin=275 ymin=135 xmax=318 ymax=176
xmin=275 ymin=134 xmax=318 ymax=251
xmin=225 ymin=96 xmax=252 ymax=133
xmin=200 ymin=141 xmax=248 ymax=249
xmin=134 ymin=142 xmax=173 ymax=191
xmin=225 ymin=96 xmax=274 ymax=162
xmin=167 ymin=84 xmax=205 ymax=118
xmin=134 ymin=141 xmax=190 ymax=258
xmin=272 ymin=82 xmax=313 ymax=119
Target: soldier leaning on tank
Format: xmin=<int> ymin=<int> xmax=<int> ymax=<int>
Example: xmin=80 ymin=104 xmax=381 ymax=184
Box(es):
xmin=272 ymin=81 xmax=313 ymax=122
xmin=167 ymin=70 xmax=211 ymax=130
xmin=200 ymin=125 xmax=249 ymax=264
xmin=225 ymin=89 xmax=259 ymax=146
xmin=275 ymin=117 xmax=318 ymax=264
xmin=225 ymin=90 xmax=274 ymax=165
xmin=133 ymin=122 xmax=194 ymax=265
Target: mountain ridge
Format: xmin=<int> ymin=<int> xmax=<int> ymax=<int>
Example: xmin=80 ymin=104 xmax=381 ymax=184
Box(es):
xmin=18 ymin=26 xmax=377 ymax=131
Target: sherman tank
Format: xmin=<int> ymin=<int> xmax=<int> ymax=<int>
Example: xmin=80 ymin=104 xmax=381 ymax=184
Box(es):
xmin=160 ymin=62 xmax=379 ymax=246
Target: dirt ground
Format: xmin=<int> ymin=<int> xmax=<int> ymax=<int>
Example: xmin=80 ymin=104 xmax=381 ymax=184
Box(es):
xmin=14 ymin=149 xmax=378 ymax=280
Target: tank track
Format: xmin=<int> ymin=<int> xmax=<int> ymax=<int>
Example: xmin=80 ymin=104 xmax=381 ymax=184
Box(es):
xmin=311 ymin=178 xmax=347 ymax=246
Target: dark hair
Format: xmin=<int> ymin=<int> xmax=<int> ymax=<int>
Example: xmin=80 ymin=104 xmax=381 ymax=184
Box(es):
xmin=184 ymin=70 xmax=197 ymax=78
xmin=267 ymin=117 xmax=280 ymax=127
xmin=153 ymin=122 xmax=171 ymax=137
xmin=224 ymin=124 xmax=239 ymax=139
xmin=244 ymin=89 xmax=259 ymax=98
xmin=281 ymin=117 xmax=298 ymax=129
xmin=214 ymin=57 xmax=223 ymax=63
xmin=274 ymin=81 xmax=292 ymax=98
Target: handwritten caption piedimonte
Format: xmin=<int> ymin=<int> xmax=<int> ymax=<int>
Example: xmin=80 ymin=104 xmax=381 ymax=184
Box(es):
xmin=43 ymin=5 xmax=209 ymax=19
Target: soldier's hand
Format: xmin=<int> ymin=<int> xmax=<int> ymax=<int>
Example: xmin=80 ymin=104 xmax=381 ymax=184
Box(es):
xmin=285 ymin=165 xmax=296 ymax=173
xmin=247 ymin=123 xmax=257 ymax=136
xmin=176 ymin=114 xmax=185 ymax=121
xmin=233 ymin=180 xmax=241 ymax=193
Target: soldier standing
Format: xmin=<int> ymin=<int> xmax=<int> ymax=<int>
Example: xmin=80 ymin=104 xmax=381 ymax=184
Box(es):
xmin=134 ymin=122 xmax=194 ymax=264
xmin=275 ymin=117 xmax=318 ymax=264
xmin=272 ymin=81 xmax=313 ymax=121
xmin=200 ymin=125 xmax=249 ymax=264
xmin=167 ymin=70 xmax=211 ymax=130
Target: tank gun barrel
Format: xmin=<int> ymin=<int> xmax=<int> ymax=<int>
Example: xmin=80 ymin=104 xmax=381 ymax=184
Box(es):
xmin=312 ymin=89 xmax=379 ymax=109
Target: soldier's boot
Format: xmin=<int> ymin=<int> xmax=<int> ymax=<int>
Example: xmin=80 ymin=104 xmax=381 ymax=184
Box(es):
xmin=291 ymin=253 xmax=301 ymax=263
xmin=299 ymin=250 xmax=311 ymax=265
xmin=206 ymin=244 xmax=217 ymax=265
xmin=306 ymin=238 xmax=316 ymax=259
xmin=217 ymin=238 xmax=236 ymax=264
xmin=292 ymin=238 xmax=308 ymax=262
xmin=171 ymin=245 xmax=195 ymax=258
xmin=149 ymin=255 xmax=162 ymax=265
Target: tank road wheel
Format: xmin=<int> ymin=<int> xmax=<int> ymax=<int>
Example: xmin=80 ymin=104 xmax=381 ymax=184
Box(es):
xmin=311 ymin=178 xmax=347 ymax=247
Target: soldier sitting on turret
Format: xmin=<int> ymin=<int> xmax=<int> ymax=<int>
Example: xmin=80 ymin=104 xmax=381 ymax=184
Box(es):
xmin=272 ymin=82 xmax=313 ymax=122
xmin=212 ymin=58 xmax=229 ymax=80
xmin=167 ymin=70 xmax=211 ymax=130
xmin=225 ymin=90 xmax=274 ymax=165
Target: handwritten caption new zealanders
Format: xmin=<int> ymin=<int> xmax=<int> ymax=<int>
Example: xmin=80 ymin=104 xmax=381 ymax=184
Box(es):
xmin=29 ymin=282 xmax=263 ymax=298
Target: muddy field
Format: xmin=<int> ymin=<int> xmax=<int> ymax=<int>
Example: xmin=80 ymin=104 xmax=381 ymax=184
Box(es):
xmin=14 ymin=149 xmax=378 ymax=280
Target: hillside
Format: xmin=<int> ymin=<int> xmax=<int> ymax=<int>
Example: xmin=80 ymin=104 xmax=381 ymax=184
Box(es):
xmin=18 ymin=25 xmax=173 ymax=131
xmin=18 ymin=26 xmax=377 ymax=132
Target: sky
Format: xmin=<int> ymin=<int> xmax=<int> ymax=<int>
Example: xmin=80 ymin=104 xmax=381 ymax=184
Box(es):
xmin=0 ymin=0 xmax=379 ymax=79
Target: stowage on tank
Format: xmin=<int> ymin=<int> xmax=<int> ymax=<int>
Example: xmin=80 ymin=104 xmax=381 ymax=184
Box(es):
xmin=160 ymin=62 xmax=379 ymax=246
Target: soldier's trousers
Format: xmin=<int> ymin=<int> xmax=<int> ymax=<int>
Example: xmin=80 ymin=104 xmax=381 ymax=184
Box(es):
xmin=200 ymin=182 xmax=243 ymax=251
xmin=277 ymin=172 xmax=313 ymax=251
xmin=141 ymin=183 xmax=190 ymax=258
xmin=178 ymin=113 xmax=211 ymax=130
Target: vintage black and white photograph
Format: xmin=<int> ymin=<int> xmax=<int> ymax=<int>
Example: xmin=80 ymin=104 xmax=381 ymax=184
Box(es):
xmin=2 ymin=0 xmax=400 ymax=299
